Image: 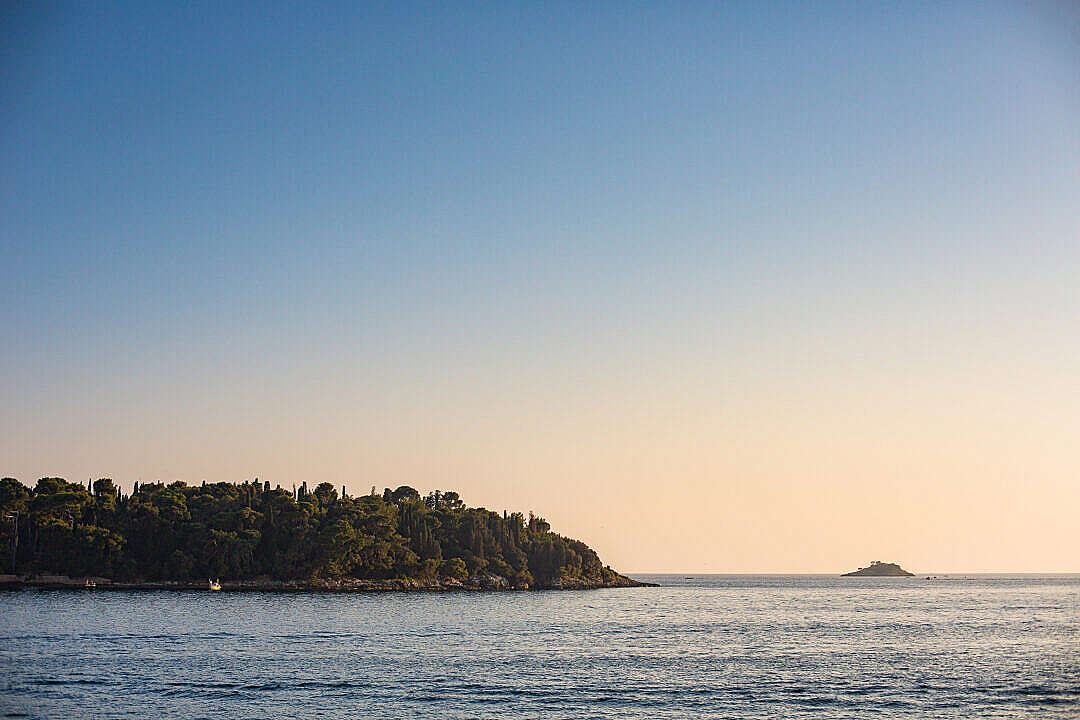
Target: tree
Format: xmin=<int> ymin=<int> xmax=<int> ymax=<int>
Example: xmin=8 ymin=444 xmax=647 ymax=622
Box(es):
xmin=439 ymin=557 xmax=467 ymax=581
xmin=313 ymin=482 xmax=338 ymax=508
xmin=390 ymin=486 xmax=420 ymax=504
xmin=0 ymin=478 xmax=622 ymax=588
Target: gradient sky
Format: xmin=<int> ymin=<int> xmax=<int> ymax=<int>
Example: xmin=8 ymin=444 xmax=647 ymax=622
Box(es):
xmin=2 ymin=1 xmax=1078 ymax=572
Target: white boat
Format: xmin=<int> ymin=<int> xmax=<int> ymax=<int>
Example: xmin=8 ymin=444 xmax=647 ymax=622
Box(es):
xmin=208 ymin=579 xmax=221 ymax=591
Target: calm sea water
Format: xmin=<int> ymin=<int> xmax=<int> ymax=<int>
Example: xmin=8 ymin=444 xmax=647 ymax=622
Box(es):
xmin=1 ymin=574 xmax=1077 ymax=718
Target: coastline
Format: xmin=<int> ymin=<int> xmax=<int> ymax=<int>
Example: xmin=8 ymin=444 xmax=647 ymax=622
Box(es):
xmin=0 ymin=573 xmax=657 ymax=592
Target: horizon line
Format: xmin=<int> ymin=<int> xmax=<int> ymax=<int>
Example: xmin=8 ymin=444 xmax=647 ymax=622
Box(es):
xmin=624 ymin=570 xmax=1080 ymax=576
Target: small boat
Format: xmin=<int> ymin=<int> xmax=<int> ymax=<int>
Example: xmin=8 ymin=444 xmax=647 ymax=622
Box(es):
xmin=84 ymin=578 xmax=96 ymax=588
xmin=208 ymin=579 xmax=221 ymax=591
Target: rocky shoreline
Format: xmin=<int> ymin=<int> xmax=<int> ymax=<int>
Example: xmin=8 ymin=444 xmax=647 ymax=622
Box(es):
xmin=0 ymin=573 xmax=657 ymax=592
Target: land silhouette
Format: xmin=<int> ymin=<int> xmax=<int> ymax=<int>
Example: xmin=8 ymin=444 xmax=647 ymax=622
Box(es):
xmin=842 ymin=561 xmax=914 ymax=577
xmin=0 ymin=478 xmax=647 ymax=590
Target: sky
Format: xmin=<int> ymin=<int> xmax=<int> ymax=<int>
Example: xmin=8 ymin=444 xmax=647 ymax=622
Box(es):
xmin=2 ymin=1 xmax=1078 ymax=573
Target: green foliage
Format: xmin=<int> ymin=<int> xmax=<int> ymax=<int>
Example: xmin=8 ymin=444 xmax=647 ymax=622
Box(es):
xmin=439 ymin=557 xmax=468 ymax=581
xmin=0 ymin=478 xmax=30 ymax=513
xmin=0 ymin=479 xmax=617 ymax=588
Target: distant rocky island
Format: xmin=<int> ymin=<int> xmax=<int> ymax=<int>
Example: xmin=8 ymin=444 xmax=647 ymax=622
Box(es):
xmin=0 ymin=477 xmax=654 ymax=591
xmin=842 ymin=561 xmax=914 ymax=577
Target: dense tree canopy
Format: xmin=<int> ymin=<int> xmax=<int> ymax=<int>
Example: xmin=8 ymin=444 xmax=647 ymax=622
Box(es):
xmin=0 ymin=478 xmax=624 ymax=588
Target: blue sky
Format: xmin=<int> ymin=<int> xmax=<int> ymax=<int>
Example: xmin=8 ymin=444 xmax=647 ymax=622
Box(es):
xmin=2 ymin=1 xmax=1078 ymax=570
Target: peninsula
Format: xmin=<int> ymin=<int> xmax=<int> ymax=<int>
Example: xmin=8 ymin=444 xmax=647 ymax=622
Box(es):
xmin=842 ymin=561 xmax=914 ymax=577
xmin=0 ymin=477 xmax=653 ymax=591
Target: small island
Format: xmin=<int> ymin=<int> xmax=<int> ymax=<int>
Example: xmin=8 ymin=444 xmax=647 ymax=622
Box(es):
xmin=842 ymin=560 xmax=914 ymax=577
xmin=0 ymin=477 xmax=655 ymax=591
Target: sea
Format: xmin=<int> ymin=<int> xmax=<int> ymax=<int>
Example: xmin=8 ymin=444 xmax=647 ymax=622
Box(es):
xmin=1 ymin=574 xmax=1077 ymax=718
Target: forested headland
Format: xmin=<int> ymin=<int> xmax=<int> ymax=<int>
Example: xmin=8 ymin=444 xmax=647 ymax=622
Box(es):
xmin=0 ymin=477 xmax=646 ymax=590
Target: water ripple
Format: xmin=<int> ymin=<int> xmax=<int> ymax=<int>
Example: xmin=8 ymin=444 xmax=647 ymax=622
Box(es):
xmin=1 ymin=575 xmax=1078 ymax=719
